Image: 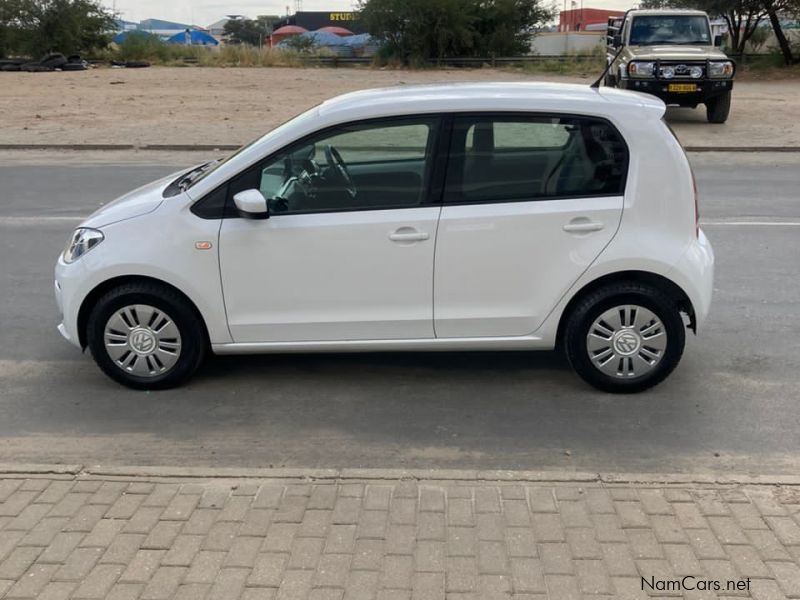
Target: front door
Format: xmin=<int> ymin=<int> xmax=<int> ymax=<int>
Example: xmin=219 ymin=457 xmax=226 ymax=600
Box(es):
xmin=434 ymin=114 xmax=628 ymax=338
xmin=219 ymin=117 xmax=442 ymax=343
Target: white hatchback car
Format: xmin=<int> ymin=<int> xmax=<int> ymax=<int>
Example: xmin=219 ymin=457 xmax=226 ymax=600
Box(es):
xmin=55 ymin=83 xmax=713 ymax=393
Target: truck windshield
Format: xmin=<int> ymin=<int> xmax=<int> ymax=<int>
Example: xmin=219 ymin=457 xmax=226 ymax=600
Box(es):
xmin=629 ymin=15 xmax=711 ymax=46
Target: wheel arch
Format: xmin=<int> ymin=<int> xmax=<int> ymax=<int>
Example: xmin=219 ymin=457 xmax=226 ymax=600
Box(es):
xmin=555 ymin=270 xmax=695 ymax=347
xmin=77 ymin=275 xmax=210 ymax=350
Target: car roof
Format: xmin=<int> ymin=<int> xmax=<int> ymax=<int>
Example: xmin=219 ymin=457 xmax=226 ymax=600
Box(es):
xmin=317 ymin=82 xmax=665 ymax=123
xmin=627 ymin=9 xmax=709 ymax=16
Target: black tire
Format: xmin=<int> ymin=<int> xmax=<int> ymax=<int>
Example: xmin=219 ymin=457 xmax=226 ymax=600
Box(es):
xmin=86 ymin=282 xmax=207 ymax=390
xmin=604 ymin=73 xmax=616 ymax=87
xmin=39 ymin=52 xmax=67 ymax=69
xmin=125 ymin=60 xmax=151 ymax=68
xmin=22 ymin=63 xmax=52 ymax=72
xmin=706 ymin=91 xmax=731 ymax=123
xmin=564 ymin=282 xmax=686 ymax=393
xmin=61 ymin=62 xmax=88 ymax=71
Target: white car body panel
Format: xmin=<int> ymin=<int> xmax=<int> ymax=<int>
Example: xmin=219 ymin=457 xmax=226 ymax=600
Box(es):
xmin=219 ymin=207 xmax=440 ymax=342
xmin=434 ymin=196 xmax=623 ymax=338
xmin=55 ymin=194 xmax=231 ymax=346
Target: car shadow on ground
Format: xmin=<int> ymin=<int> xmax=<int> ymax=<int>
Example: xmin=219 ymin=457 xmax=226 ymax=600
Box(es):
xmin=193 ymin=349 xmax=574 ymax=384
xmin=664 ymin=106 xmax=711 ymax=124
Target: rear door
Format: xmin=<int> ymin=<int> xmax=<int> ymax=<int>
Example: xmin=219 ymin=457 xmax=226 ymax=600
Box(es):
xmin=434 ymin=114 xmax=628 ymax=338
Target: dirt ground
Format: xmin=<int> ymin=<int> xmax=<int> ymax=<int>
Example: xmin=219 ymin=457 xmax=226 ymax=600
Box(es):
xmin=1 ymin=66 xmax=798 ymax=148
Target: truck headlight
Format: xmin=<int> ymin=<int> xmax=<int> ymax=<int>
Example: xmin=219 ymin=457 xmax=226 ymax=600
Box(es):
xmin=689 ymin=66 xmax=703 ymax=79
xmin=628 ymin=61 xmax=655 ymax=78
xmin=708 ymin=60 xmax=734 ymax=78
xmin=63 ymin=228 xmax=104 ymax=264
xmin=660 ymin=66 xmax=675 ymax=79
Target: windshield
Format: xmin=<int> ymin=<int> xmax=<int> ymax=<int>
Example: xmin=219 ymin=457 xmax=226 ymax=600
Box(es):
xmin=629 ymin=15 xmax=711 ymax=46
xmin=173 ymin=105 xmax=322 ymax=195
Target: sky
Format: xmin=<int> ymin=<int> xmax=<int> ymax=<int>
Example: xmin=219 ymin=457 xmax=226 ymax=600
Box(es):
xmin=102 ymin=0 xmax=636 ymax=27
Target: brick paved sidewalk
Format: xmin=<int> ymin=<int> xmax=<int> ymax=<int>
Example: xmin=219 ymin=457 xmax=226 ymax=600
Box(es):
xmin=1 ymin=472 xmax=800 ymax=599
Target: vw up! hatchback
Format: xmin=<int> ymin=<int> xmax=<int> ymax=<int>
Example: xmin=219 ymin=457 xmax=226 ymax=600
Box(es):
xmin=55 ymin=83 xmax=714 ymax=393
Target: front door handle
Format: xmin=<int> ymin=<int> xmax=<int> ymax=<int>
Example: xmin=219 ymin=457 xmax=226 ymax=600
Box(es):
xmin=389 ymin=228 xmax=429 ymax=243
xmin=563 ymin=219 xmax=604 ymax=233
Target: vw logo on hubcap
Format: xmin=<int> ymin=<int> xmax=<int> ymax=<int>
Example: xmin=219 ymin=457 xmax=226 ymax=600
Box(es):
xmin=129 ymin=328 xmax=156 ymax=355
xmin=613 ymin=330 xmax=641 ymax=356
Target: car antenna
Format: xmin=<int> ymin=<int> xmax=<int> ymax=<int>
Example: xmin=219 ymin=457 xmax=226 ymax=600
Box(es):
xmin=591 ymin=45 xmax=626 ymax=89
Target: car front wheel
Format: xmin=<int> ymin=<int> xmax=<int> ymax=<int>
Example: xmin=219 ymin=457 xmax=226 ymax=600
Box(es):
xmin=86 ymin=282 xmax=206 ymax=390
xmin=564 ymin=283 xmax=686 ymax=393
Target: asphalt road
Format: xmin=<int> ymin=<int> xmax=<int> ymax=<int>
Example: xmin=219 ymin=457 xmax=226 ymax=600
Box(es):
xmin=0 ymin=153 xmax=798 ymax=474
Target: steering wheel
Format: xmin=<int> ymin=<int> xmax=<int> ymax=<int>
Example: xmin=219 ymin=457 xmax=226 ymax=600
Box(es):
xmin=324 ymin=144 xmax=356 ymax=198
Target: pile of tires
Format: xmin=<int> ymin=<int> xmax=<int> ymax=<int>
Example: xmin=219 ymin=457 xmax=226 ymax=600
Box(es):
xmin=3 ymin=53 xmax=91 ymax=73
xmin=110 ymin=60 xmax=151 ymax=69
xmin=0 ymin=59 xmax=26 ymax=72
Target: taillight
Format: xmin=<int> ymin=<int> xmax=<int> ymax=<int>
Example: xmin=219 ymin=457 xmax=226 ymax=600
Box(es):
xmin=690 ymin=166 xmax=699 ymax=238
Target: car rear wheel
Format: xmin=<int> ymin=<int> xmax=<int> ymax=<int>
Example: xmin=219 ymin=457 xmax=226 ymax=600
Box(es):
xmin=564 ymin=283 xmax=686 ymax=393
xmin=86 ymin=282 xmax=206 ymax=390
xmin=706 ymin=91 xmax=731 ymax=123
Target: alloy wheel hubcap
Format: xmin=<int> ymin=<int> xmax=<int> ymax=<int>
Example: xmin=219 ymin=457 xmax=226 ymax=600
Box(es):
xmin=586 ymin=304 xmax=667 ymax=379
xmin=104 ymin=304 xmax=182 ymax=377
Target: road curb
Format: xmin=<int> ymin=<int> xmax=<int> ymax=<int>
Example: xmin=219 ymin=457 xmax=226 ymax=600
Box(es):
xmin=0 ymin=464 xmax=795 ymax=486
xmin=1 ymin=144 xmax=800 ymax=153
xmin=0 ymin=144 xmax=137 ymax=151
xmin=0 ymin=463 xmax=83 ymax=475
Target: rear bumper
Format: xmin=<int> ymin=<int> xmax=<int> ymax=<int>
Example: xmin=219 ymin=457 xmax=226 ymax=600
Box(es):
xmin=620 ymin=79 xmax=733 ymax=106
xmin=667 ymin=229 xmax=715 ymax=330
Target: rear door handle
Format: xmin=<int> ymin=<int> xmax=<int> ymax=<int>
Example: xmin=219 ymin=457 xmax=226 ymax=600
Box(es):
xmin=389 ymin=228 xmax=429 ymax=243
xmin=563 ymin=220 xmax=604 ymax=233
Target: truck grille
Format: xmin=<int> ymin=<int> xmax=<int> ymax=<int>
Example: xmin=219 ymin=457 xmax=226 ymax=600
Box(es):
xmin=656 ymin=61 xmax=705 ymax=80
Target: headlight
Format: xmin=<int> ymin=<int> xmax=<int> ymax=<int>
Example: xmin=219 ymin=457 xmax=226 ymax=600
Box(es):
xmin=63 ymin=228 xmax=104 ymax=264
xmin=660 ymin=65 xmax=675 ymax=79
xmin=628 ymin=61 xmax=655 ymax=78
xmin=689 ymin=66 xmax=703 ymax=79
xmin=708 ymin=60 xmax=734 ymax=78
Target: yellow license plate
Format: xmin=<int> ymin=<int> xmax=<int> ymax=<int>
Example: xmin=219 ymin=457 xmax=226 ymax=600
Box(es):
xmin=668 ymin=83 xmax=697 ymax=93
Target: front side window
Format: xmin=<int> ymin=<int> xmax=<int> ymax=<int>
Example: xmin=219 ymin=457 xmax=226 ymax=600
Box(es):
xmin=629 ymin=15 xmax=711 ymax=46
xmin=445 ymin=115 xmax=628 ymax=204
xmin=230 ymin=118 xmax=439 ymax=215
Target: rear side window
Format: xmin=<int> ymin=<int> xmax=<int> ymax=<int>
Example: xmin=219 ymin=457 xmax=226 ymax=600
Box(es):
xmin=445 ymin=115 xmax=628 ymax=204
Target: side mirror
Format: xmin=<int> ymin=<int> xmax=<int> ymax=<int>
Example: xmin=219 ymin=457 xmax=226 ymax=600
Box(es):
xmin=714 ymin=35 xmax=722 ymax=47
xmin=613 ymin=34 xmax=622 ymax=48
xmin=233 ymin=189 xmax=269 ymax=219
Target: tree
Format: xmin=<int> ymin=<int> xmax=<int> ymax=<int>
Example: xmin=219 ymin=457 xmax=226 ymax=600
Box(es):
xmin=359 ymin=0 xmax=553 ymax=64
xmin=761 ymin=0 xmax=797 ymax=64
xmin=28 ymin=0 xmax=115 ymax=56
xmin=1 ymin=0 xmax=114 ymax=58
xmin=471 ymin=0 xmax=553 ymax=56
xmin=223 ymin=15 xmax=277 ymax=46
xmin=0 ymin=0 xmax=31 ymax=58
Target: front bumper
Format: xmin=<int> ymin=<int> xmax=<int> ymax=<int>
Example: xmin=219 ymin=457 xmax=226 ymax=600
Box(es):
xmin=620 ymin=79 xmax=733 ymax=106
xmin=55 ymin=257 xmax=86 ymax=349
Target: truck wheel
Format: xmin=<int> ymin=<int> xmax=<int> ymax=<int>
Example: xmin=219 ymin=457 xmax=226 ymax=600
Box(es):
xmin=604 ymin=73 xmax=616 ymax=87
xmin=706 ymin=91 xmax=731 ymax=123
